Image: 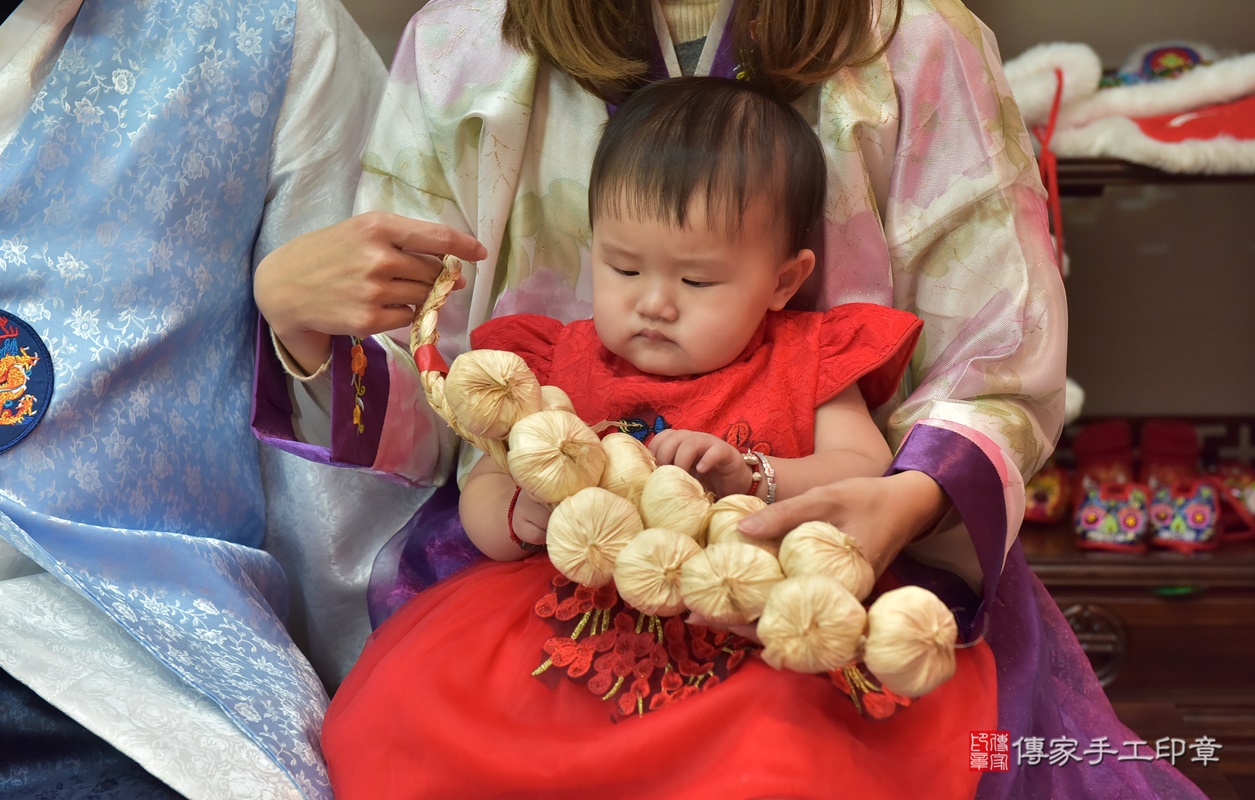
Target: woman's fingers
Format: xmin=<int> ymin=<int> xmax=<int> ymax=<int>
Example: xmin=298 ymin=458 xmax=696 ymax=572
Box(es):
xmin=362 ymin=211 xmax=487 ymax=263
xmin=737 ymin=477 xmax=877 ymax=538
xmin=737 ymin=484 xmax=843 ymax=539
xmin=255 ymin=213 xmax=483 ymax=374
xmin=736 ymin=474 xmax=940 ymax=577
xmin=390 ymin=251 xmax=445 ymax=284
xmin=373 ymin=305 xmax=424 ymax=335
xmin=258 ymin=213 xmax=484 ymax=336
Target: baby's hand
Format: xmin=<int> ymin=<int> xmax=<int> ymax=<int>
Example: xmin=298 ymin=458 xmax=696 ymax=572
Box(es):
xmin=510 ymin=491 xmax=552 ymax=549
xmin=648 ymin=429 xmax=750 ymax=498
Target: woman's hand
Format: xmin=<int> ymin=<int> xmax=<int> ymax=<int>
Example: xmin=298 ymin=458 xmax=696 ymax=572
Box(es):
xmin=687 ymin=472 xmax=947 ymax=641
xmin=254 ymin=211 xmax=486 ymax=375
xmin=648 ymin=429 xmax=750 ymax=498
xmin=736 ymin=470 xmax=950 ymax=577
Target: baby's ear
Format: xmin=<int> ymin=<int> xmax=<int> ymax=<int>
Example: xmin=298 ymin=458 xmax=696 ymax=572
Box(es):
xmin=769 ymin=248 xmax=816 ymax=311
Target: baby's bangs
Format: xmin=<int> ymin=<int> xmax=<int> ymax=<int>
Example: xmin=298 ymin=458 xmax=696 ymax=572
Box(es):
xmin=589 ymin=78 xmax=825 ymax=249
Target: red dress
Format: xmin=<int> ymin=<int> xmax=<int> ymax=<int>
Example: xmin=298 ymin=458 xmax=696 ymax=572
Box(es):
xmin=470 ymin=306 xmax=921 ymax=456
xmin=323 ymin=306 xmax=1000 ymax=799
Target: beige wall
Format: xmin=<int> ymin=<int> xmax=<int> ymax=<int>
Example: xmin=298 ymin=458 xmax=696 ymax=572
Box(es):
xmin=341 ymin=0 xmax=423 ymax=63
xmin=966 ymin=0 xmax=1254 ymax=66
xmin=1059 ymin=184 xmax=1255 ymax=416
xmin=339 ymin=1 xmax=1255 ymax=86
xmin=338 ymin=0 xmax=1255 ymax=416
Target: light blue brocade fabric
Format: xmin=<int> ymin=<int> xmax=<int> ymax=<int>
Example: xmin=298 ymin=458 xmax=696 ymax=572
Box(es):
xmin=1 ymin=1 xmax=331 ymax=796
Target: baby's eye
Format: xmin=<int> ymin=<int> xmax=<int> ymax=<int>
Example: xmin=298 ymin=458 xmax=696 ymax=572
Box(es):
xmin=611 ymin=267 xmax=639 ymax=277
xmin=682 ymin=278 xmax=716 ymax=288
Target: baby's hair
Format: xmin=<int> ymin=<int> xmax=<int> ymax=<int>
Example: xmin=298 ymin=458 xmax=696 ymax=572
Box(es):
xmin=588 ymin=76 xmax=826 ymax=254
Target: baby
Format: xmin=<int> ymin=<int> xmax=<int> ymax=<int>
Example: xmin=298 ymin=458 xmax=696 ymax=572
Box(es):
xmin=458 ymin=76 xmax=922 ymax=561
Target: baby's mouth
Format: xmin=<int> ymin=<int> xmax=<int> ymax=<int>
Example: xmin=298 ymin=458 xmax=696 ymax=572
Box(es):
xmin=636 ymin=329 xmax=672 ymax=343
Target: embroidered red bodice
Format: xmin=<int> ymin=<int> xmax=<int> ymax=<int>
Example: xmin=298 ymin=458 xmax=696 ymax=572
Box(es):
xmin=471 ymin=304 xmax=922 ymax=457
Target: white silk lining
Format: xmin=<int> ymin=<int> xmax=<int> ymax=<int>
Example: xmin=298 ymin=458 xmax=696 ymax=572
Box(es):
xmin=0 ymin=574 xmax=302 ymax=800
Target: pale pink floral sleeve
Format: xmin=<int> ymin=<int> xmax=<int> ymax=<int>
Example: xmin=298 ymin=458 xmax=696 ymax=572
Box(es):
xmin=812 ymin=0 xmax=1065 ymax=589
xmin=884 ymin=3 xmax=1064 ymax=576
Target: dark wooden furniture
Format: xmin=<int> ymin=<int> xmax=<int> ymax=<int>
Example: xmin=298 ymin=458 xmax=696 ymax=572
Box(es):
xmin=1057 ymin=157 xmax=1255 ymax=196
xmin=1022 ymin=524 xmax=1255 ymax=797
xmin=1022 ymin=147 xmax=1255 ymax=791
xmin=1112 ymin=702 xmax=1244 ymax=800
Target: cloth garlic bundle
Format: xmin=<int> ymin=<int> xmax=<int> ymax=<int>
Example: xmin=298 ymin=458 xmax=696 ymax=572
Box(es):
xmin=546 ymin=486 xmax=644 ymax=588
xmin=757 ymin=574 xmax=867 ymax=674
xmin=705 ymin=494 xmax=778 ymax=555
xmin=612 ymin=527 xmax=702 ymax=616
xmin=444 ymin=350 xmax=543 ymax=440
xmin=640 ymin=465 xmax=712 ymax=543
xmin=680 ymin=541 xmax=783 ymax=626
xmin=777 ymin=521 xmax=875 ymax=601
xmin=862 ymin=585 xmax=958 ymax=698
xmin=540 ymin=384 xmax=576 ymax=413
xmin=598 ymin=432 xmax=657 ymax=508
xmin=507 ymin=409 xmax=607 ymax=505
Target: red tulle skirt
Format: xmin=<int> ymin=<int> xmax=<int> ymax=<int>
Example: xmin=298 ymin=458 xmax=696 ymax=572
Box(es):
xmin=324 ymin=558 xmax=998 ymax=800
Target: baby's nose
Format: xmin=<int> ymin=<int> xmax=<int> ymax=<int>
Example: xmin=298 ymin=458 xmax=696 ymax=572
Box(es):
xmin=637 ymin=285 xmax=678 ymax=321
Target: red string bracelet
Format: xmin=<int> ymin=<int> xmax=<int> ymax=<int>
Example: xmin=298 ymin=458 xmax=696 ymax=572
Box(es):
xmin=743 ymin=450 xmax=763 ymax=499
xmin=507 ymin=485 xmax=545 ymax=554
xmin=747 ymin=473 xmax=761 ymax=499
xmin=742 ymin=449 xmax=776 ymax=504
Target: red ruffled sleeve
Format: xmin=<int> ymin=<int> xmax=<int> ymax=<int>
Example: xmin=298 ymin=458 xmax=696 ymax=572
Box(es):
xmin=469 ymin=314 xmax=565 ymax=385
xmin=815 ymin=304 xmax=923 ymax=409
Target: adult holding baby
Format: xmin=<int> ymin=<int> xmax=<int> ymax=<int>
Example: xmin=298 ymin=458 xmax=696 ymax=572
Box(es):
xmin=254 ymin=1 xmax=1202 ymax=797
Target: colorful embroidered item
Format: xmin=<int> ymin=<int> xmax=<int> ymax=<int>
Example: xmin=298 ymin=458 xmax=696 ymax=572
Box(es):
xmin=1149 ymin=480 xmax=1220 ymax=552
xmin=1074 ymin=481 xmax=1151 ymax=552
xmin=1024 ymin=464 xmax=1071 ymax=524
xmin=1213 ymin=461 xmax=1255 ymax=541
xmin=0 ymin=311 xmax=53 ymax=453
xmin=615 ymin=414 xmax=669 ymax=443
xmin=1100 ymin=44 xmax=1210 ymax=87
xmin=349 ymin=336 xmax=368 ymax=432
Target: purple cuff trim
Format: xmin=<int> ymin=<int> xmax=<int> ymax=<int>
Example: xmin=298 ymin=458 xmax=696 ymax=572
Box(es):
xmin=248 ymin=315 xmax=307 ymax=452
xmin=250 ymin=318 xmax=372 ymax=468
xmin=331 ymin=334 xmax=388 ymax=468
xmin=709 ymin=6 xmax=739 ymax=78
xmin=888 ymin=425 xmax=1008 ymax=639
xmin=606 ymin=3 xmax=739 ymax=116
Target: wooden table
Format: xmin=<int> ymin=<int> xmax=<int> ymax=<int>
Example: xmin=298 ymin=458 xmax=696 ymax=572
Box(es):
xmin=1022 ymin=524 xmax=1255 ymax=797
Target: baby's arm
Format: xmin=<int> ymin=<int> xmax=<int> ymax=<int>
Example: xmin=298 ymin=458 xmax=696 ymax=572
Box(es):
xmin=459 ymin=455 xmax=551 ymax=561
xmin=650 ymin=383 xmax=891 ymax=501
xmin=799 ymin=381 xmax=895 ymax=485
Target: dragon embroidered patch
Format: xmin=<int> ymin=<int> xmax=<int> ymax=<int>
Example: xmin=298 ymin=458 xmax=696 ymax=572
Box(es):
xmin=0 ymin=311 xmax=53 ymax=454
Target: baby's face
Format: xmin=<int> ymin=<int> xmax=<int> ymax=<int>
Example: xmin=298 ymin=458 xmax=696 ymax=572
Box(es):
xmin=591 ymin=197 xmax=792 ymax=377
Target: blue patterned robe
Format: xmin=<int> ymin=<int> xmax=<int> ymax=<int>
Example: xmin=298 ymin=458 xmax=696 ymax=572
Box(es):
xmin=0 ymin=1 xmax=359 ymax=797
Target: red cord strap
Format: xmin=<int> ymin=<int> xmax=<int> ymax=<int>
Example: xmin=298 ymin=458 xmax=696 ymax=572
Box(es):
xmin=1031 ymin=67 xmax=1066 ymax=273
xmin=507 ymin=485 xmax=545 ymax=553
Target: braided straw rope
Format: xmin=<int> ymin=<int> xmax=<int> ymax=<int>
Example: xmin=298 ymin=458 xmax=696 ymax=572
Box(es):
xmin=410 ymin=255 xmax=510 ymax=471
